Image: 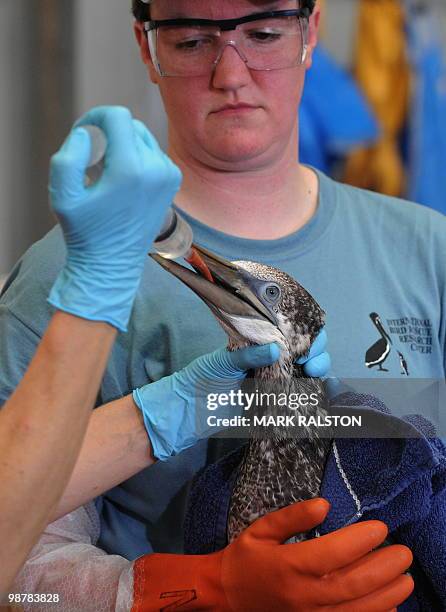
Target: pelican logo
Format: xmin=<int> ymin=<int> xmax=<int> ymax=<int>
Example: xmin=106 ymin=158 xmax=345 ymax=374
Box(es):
xmin=365 ymin=312 xmax=393 ymax=372
xmin=159 ymin=589 xmax=197 ymax=609
xmin=365 ymin=312 xmax=410 ymax=375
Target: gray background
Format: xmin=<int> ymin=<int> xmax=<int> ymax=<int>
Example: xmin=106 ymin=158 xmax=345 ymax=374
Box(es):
xmin=1 ymin=0 xmax=445 ymax=278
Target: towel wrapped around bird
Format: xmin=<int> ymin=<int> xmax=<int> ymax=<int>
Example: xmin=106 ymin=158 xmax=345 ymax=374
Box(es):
xmin=151 ymin=245 xmax=446 ymax=612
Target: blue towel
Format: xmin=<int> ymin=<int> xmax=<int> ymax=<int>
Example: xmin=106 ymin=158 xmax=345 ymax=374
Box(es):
xmin=184 ymin=393 xmax=446 ymax=611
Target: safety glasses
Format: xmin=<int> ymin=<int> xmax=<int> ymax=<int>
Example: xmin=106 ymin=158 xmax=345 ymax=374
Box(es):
xmin=144 ymin=10 xmax=311 ymax=77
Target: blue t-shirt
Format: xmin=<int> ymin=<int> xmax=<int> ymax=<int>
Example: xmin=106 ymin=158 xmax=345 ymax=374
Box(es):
xmin=0 ymin=169 xmax=445 ymax=559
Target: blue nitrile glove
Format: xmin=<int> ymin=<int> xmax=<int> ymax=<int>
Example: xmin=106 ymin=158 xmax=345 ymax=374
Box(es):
xmin=133 ymin=343 xmax=281 ymax=461
xmin=48 ymin=105 xmax=182 ymax=331
xmin=297 ymin=328 xmax=331 ymax=377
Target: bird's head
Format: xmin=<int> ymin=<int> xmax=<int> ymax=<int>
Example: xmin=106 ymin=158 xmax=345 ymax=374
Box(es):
xmin=370 ymin=312 xmax=380 ymax=324
xmin=151 ymin=245 xmax=325 ymax=365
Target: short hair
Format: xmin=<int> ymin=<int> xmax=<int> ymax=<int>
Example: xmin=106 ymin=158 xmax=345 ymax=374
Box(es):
xmin=132 ymin=0 xmax=150 ymax=22
xmin=131 ymin=0 xmax=316 ymax=22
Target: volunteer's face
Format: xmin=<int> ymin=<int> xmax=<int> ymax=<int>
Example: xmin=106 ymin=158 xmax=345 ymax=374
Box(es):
xmin=135 ymin=0 xmax=319 ymax=169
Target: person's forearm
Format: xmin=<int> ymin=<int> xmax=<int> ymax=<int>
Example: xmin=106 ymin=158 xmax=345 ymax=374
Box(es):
xmin=0 ymin=311 xmax=117 ymax=594
xmin=51 ymin=394 xmax=155 ymax=521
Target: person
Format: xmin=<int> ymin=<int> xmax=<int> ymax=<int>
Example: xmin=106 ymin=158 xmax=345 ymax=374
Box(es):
xmin=0 ymin=108 xmax=299 ymax=596
xmin=2 ymin=0 xmax=445 ymax=608
xmin=0 ymin=105 xmax=292 ymax=595
xmin=0 ymin=109 xmax=181 ymax=592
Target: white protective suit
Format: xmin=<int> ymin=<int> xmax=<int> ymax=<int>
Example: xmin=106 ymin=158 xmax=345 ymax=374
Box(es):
xmin=11 ymin=503 xmax=135 ymax=611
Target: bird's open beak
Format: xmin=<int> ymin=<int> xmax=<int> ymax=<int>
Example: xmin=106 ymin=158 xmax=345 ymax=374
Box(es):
xmin=150 ymin=245 xmax=277 ymax=326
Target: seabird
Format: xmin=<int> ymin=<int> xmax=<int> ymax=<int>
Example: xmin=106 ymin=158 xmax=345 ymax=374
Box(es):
xmin=398 ymin=351 xmax=409 ymax=376
xmin=365 ymin=312 xmax=392 ymax=372
xmin=152 ymin=246 xmax=332 ymax=543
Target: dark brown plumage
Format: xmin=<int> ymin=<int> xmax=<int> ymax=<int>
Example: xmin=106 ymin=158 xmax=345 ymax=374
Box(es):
xmin=220 ymin=261 xmax=331 ymax=543
xmin=151 ymin=248 xmax=332 ymax=544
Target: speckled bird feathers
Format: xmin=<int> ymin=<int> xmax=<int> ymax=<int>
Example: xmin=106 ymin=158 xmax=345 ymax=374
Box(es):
xmin=217 ymin=261 xmax=332 ymax=543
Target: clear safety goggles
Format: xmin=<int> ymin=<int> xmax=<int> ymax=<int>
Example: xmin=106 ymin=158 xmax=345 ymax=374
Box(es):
xmin=144 ymin=9 xmax=310 ymax=77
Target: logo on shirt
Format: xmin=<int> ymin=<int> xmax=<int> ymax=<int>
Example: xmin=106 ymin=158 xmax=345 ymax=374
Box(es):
xmin=364 ymin=313 xmax=433 ymax=375
xmin=365 ymin=312 xmax=394 ymax=372
xmin=387 ymin=317 xmax=433 ymax=356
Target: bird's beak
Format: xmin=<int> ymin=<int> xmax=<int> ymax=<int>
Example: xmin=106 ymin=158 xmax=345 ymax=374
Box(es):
xmin=150 ymin=244 xmax=277 ymax=326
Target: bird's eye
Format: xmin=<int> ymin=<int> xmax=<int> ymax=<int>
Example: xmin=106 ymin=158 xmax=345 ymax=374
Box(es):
xmin=263 ymin=284 xmax=281 ymax=303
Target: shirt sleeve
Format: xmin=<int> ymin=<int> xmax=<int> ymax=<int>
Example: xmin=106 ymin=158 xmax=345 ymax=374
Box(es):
xmin=0 ymin=305 xmax=43 ymax=406
xmin=0 ymin=227 xmax=65 ymax=407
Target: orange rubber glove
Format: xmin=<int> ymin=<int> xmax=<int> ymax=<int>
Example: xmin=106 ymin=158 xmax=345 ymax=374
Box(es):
xmin=131 ymin=498 xmax=414 ymax=611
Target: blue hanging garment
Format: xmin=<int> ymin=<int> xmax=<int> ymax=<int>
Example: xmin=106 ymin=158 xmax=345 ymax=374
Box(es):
xmin=404 ymin=1 xmax=446 ymax=215
xmin=299 ymin=45 xmax=379 ymax=173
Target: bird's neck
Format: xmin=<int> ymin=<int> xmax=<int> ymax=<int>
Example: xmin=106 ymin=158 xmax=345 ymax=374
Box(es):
xmin=226 ymin=342 xmax=333 ymax=543
xmin=228 ymin=339 xmax=329 ymax=437
xmin=378 ymin=322 xmax=392 ymax=344
xmin=245 ymin=358 xmax=328 ymax=425
xmin=228 ymin=358 xmax=332 ymax=542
